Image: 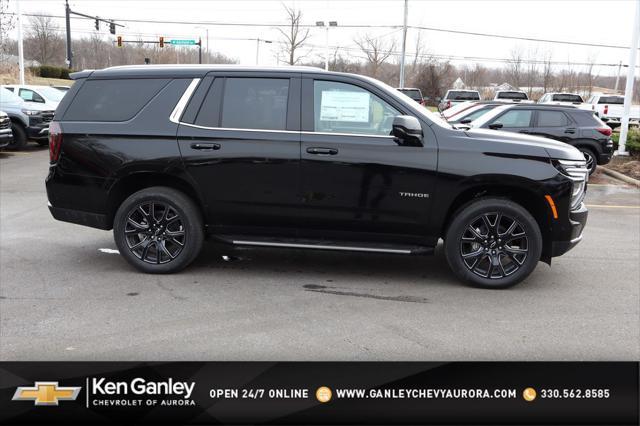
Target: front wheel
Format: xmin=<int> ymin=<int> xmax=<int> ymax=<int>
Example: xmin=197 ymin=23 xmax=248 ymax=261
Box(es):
xmin=578 ymin=147 xmax=597 ymax=175
xmin=113 ymin=187 xmax=204 ymax=273
xmin=444 ymin=198 xmax=542 ymax=289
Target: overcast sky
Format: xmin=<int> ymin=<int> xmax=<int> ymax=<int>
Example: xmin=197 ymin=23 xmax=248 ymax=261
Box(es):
xmin=9 ymin=0 xmax=640 ymax=77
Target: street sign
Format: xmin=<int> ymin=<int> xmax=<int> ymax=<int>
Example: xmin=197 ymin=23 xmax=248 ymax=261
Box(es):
xmin=169 ymin=39 xmax=197 ymax=45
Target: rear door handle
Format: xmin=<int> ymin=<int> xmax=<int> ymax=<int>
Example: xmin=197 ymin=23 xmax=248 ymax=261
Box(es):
xmin=190 ymin=142 xmax=220 ymax=151
xmin=306 ymin=147 xmax=338 ymax=155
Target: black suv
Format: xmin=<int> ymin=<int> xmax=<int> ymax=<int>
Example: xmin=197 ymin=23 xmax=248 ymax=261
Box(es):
xmin=46 ymin=65 xmax=589 ymax=289
xmin=470 ymin=104 xmax=613 ymax=174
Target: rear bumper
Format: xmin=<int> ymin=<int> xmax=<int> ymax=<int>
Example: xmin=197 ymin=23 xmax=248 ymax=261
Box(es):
xmin=48 ymin=204 xmax=110 ymax=230
xmin=551 ymin=202 xmax=588 ymax=257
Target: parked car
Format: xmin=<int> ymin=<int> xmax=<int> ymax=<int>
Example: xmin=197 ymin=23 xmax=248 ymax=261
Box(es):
xmin=443 ymin=101 xmax=508 ymax=124
xmin=493 ymin=90 xmax=532 ymax=103
xmin=0 ymin=111 xmax=13 ymax=149
xmin=538 ymin=93 xmax=585 ymax=106
xmin=584 ymin=93 xmax=640 ymax=129
xmin=47 ymin=65 xmax=589 ymax=289
xmin=438 ymin=89 xmax=481 ymax=111
xmin=2 ymin=84 xmax=65 ymax=110
xmin=396 ymin=87 xmax=425 ymax=106
xmin=471 ymin=104 xmax=612 ymax=174
xmin=0 ymin=87 xmax=55 ymax=148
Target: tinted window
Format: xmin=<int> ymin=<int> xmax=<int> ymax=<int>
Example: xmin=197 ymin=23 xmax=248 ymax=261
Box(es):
xmin=537 ymin=110 xmax=568 ymax=127
xmin=398 ymin=89 xmax=422 ymax=101
xmin=19 ymin=89 xmax=44 ymax=103
xmin=551 ymin=94 xmax=583 ymax=103
xmin=448 ymin=91 xmax=480 ymax=101
xmin=598 ymin=96 xmax=624 ymax=104
xmin=570 ymin=111 xmax=601 ymax=126
xmin=497 ymin=91 xmax=527 ymax=100
xmin=64 ymin=78 xmax=170 ymax=121
xmin=221 ymin=78 xmax=289 ymax=130
xmin=460 ymin=106 xmax=496 ymax=122
xmin=494 ymin=109 xmax=532 ymax=127
xmin=314 ymin=80 xmax=400 ymax=136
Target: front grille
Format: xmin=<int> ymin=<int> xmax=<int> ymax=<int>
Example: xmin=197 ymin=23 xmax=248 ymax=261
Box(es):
xmin=0 ymin=117 xmax=10 ymax=130
xmin=41 ymin=111 xmax=55 ymax=123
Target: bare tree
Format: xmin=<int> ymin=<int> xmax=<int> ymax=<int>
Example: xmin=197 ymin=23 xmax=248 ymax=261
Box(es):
xmin=542 ymin=51 xmax=554 ymax=93
xmin=0 ymin=0 xmax=15 ymax=61
xmin=507 ymin=46 xmax=524 ymax=88
xmin=354 ymin=33 xmax=396 ymax=78
xmin=583 ymin=53 xmax=597 ymax=97
xmin=524 ymin=47 xmax=539 ymax=98
xmin=25 ymin=14 xmax=64 ymax=65
xmin=277 ymin=4 xmax=310 ymax=65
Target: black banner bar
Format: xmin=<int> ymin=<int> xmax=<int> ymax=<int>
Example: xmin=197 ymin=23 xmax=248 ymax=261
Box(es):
xmin=1 ymin=362 xmax=638 ymax=425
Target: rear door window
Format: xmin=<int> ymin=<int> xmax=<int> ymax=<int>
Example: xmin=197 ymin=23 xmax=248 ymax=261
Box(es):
xmin=220 ymin=78 xmax=289 ymax=130
xmin=63 ymin=78 xmax=170 ymax=121
xmin=536 ymin=110 xmax=568 ymax=127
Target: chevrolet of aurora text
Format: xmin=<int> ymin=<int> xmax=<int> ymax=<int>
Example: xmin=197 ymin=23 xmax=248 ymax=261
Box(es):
xmin=46 ymin=65 xmax=589 ymax=288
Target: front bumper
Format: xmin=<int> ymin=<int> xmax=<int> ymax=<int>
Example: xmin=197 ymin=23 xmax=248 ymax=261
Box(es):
xmin=27 ymin=124 xmax=49 ymax=139
xmin=551 ymin=202 xmax=588 ymax=257
xmin=0 ymin=129 xmax=12 ymax=148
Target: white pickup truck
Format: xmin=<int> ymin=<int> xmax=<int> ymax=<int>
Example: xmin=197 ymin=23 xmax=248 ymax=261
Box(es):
xmin=584 ymin=93 xmax=640 ymax=129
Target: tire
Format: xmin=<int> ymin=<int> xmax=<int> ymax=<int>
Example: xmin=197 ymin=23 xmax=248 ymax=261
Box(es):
xmin=113 ymin=187 xmax=204 ymax=274
xmin=444 ymin=198 xmax=542 ymax=289
xmin=578 ymin=147 xmax=597 ymax=175
xmin=10 ymin=123 xmax=27 ymax=149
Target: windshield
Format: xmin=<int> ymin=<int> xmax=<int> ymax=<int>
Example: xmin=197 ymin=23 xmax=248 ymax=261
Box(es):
xmin=598 ymin=96 xmax=624 ymax=104
xmin=37 ymin=86 xmax=65 ymax=102
xmin=447 ymin=91 xmax=480 ymax=101
xmin=552 ymin=94 xmax=583 ymax=103
xmin=398 ymin=89 xmax=422 ymax=101
xmin=497 ymin=91 xmax=527 ymax=100
xmin=469 ymin=105 xmax=511 ymax=128
xmin=0 ymin=87 xmax=24 ymax=104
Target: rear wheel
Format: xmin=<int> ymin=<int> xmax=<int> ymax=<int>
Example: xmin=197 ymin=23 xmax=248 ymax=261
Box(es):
xmin=444 ymin=198 xmax=542 ymax=289
xmin=10 ymin=123 xmax=27 ymax=149
xmin=113 ymin=187 xmax=204 ymax=273
xmin=578 ymin=147 xmax=597 ymax=175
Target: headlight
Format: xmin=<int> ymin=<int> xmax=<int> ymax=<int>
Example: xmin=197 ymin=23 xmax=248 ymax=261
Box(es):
xmin=553 ymin=159 xmax=589 ymax=210
xmin=21 ymin=109 xmax=41 ymax=116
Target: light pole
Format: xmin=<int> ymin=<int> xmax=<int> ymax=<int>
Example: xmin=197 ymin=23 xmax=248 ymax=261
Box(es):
xmin=616 ymin=0 xmax=640 ymax=156
xmin=255 ymin=38 xmax=272 ymax=65
xmin=316 ymin=21 xmax=337 ymax=71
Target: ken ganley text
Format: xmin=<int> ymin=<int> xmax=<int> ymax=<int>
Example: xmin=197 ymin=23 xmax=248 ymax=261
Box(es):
xmin=89 ymin=378 xmax=196 ymax=406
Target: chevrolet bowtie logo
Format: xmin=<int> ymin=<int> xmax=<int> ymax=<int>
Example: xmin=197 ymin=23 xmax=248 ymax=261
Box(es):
xmin=12 ymin=382 xmax=81 ymax=406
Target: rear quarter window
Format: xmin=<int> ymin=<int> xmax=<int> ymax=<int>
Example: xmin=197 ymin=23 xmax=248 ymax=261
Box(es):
xmin=570 ymin=111 xmax=601 ymax=126
xmin=63 ymin=78 xmax=170 ymax=121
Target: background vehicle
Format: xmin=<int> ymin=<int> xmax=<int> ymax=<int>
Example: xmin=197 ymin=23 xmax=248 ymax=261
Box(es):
xmin=0 ymin=87 xmax=54 ymax=148
xmin=47 ymin=65 xmax=588 ymax=289
xmin=0 ymin=111 xmax=13 ymax=149
xmin=538 ymin=92 xmax=585 ymax=106
xmin=493 ymin=90 xmax=532 ymax=103
xmin=471 ymin=104 xmax=612 ymax=174
xmin=52 ymin=85 xmax=71 ymax=92
xmin=438 ymin=89 xmax=481 ymax=111
xmin=443 ymin=101 xmax=507 ymax=124
xmin=2 ymin=84 xmax=64 ymax=110
xmin=396 ymin=87 xmax=425 ymax=106
xmin=584 ymin=93 xmax=640 ymax=129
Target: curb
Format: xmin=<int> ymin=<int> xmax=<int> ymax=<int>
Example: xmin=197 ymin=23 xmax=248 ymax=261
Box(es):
xmin=599 ymin=166 xmax=640 ymax=188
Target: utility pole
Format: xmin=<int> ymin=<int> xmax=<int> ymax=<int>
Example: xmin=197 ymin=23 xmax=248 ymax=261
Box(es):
xmin=399 ymin=0 xmax=408 ymax=88
xmin=616 ymin=0 xmax=640 ymax=156
xmin=65 ymin=0 xmax=72 ymax=68
xmin=198 ymin=37 xmax=202 ymax=64
xmin=256 ymin=38 xmax=261 ymax=65
xmin=614 ymin=60 xmax=622 ymax=92
xmin=16 ymin=0 xmax=24 ymax=84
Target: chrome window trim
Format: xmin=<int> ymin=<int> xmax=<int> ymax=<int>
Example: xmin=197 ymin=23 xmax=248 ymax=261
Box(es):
xmin=169 ymin=78 xmax=201 ymax=124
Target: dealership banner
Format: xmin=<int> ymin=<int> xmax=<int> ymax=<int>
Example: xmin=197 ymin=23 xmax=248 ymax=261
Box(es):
xmin=0 ymin=362 xmax=637 ymax=425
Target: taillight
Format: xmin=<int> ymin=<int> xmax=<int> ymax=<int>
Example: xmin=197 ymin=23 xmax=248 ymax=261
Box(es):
xmin=603 ymin=105 xmax=608 ymax=115
xmin=49 ymin=121 xmax=62 ymax=163
xmin=597 ymin=127 xmax=612 ymax=136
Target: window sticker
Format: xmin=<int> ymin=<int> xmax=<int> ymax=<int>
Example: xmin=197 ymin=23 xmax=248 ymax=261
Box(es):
xmin=320 ymin=91 xmax=370 ymax=123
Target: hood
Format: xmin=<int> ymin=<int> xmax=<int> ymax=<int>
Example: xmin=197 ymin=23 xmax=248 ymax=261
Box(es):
xmin=464 ymin=128 xmax=584 ymax=161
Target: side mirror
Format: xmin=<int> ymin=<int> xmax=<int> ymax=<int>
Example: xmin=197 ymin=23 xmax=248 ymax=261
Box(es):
xmin=459 ymin=118 xmax=472 ymax=124
xmin=489 ymin=122 xmax=504 ymax=130
xmin=392 ymin=115 xmax=423 ymax=147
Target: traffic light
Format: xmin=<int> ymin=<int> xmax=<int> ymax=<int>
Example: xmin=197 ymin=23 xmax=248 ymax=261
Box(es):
xmin=109 ymin=22 xmax=116 ymax=35
xmin=94 ymin=19 xmax=99 ymax=31
xmin=159 ymin=36 xmax=164 ymax=48
xmin=117 ymin=36 xmax=123 ymax=48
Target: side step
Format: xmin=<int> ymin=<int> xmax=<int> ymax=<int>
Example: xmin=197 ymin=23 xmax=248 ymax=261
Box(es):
xmin=215 ymin=235 xmax=434 ymax=255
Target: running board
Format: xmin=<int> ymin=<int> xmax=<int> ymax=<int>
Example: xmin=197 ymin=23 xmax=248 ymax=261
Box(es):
xmin=216 ymin=236 xmax=433 ymax=255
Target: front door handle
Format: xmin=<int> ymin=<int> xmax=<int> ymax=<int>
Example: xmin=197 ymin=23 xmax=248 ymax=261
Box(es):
xmin=564 ymin=128 xmax=576 ymax=134
xmin=190 ymin=142 xmax=220 ymax=151
xmin=306 ymin=147 xmax=338 ymax=155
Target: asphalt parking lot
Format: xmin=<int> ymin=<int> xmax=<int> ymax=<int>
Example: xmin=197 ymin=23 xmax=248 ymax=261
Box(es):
xmin=1 ymin=147 xmax=639 ymax=361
